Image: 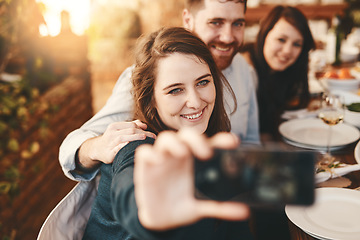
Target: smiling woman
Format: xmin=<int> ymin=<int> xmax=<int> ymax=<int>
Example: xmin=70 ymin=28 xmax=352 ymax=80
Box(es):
xmin=242 ymin=5 xmax=316 ymax=140
xmin=36 ymin=0 xmax=91 ymax=36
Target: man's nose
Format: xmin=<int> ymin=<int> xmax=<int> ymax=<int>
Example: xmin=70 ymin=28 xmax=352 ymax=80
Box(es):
xmin=219 ymin=25 xmax=234 ymax=44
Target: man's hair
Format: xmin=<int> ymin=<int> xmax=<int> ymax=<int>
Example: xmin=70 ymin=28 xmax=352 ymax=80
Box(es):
xmin=185 ymin=0 xmax=247 ymax=13
xmin=131 ymin=27 xmax=234 ymax=136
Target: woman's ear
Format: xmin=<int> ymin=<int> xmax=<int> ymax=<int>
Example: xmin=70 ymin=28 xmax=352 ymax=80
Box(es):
xmin=182 ymin=9 xmax=194 ymax=30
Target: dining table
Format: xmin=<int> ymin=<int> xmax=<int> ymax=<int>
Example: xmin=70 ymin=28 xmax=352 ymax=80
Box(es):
xmin=285 ymin=141 xmax=360 ymax=240
xmin=247 ymin=60 xmax=360 ymax=239
xmin=284 ymin=61 xmax=360 ymax=239
xmin=259 ymin=88 xmax=360 ymax=239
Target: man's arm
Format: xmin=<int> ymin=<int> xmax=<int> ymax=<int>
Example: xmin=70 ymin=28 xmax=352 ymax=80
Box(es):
xmin=59 ymin=66 xmax=155 ymax=181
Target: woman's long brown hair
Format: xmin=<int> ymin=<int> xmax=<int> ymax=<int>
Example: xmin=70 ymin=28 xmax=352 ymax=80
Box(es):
xmin=131 ymin=27 xmax=235 ymax=136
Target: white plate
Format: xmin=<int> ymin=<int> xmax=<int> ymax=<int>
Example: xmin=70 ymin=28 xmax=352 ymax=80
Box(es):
xmin=286 ymin=188 xmax=360 ymax=240
xmin=282 ymin=136 xmax=344 ymax=151
xmin=355 ymin=140 xmax=360 ymax=164
xmin=279 ymin=118 xmax=360 ymax=148
xmin=303 ymin=229 xmax=332 ymax=240
xmin=325 ymin=78 xmax=360 ymax=91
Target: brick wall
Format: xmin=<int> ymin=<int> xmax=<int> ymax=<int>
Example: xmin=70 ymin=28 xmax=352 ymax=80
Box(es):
xmin=0 ymin=76 xmax=93 ymax=240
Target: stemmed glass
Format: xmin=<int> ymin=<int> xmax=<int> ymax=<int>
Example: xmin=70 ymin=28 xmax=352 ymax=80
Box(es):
xmin=318 ymin=93 xmax=345 ymax=162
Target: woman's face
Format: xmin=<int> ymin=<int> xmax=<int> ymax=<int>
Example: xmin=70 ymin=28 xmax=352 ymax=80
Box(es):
xmin=154 ymin=53 xmax=216 ymax=134
xmin=263 ymin=18 xmax=303 ymax=72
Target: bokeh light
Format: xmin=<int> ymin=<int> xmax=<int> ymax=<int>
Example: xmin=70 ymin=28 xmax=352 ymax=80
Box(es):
xmin=36 ymin=0 xmax=91 ymax=36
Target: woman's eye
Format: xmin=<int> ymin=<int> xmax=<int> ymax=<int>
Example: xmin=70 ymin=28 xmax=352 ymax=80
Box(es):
xmin=293 ymin=42 xmax=303 ymax=48
xmin=197 ymin=80 xmax=210 ymax=87
xmin=278 ymin=38 xmax=286 ymax=43
xmin=168 ymin=88 xmax=182 ymax=95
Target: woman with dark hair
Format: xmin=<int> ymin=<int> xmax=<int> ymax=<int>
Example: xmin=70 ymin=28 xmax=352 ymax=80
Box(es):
xmin=82 ymin=27 xmax=252 ymax=240
xmin=243 ymin=5 xmax=315 ymax=140
xmin=242 ymin=6 xmax=316 ymax=239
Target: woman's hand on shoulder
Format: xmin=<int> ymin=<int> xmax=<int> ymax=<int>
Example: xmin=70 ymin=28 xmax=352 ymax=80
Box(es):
xmin=134 ymin=129 xmax=250 ymax=231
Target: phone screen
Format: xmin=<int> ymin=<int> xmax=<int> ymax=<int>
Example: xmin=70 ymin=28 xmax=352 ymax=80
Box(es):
xmin=194 ymin=147 xmax=315 ymax=207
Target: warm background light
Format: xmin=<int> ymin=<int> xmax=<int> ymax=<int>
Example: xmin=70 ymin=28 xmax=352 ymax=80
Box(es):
xmin=36 ymin=0 xmax=91 ymax=36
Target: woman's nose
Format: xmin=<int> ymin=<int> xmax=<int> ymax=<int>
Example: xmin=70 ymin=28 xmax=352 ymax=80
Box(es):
xmin=282 ymin=42 xmax=293 ymax=55
xmin=186 ymin=91 xmax=202 ymax=109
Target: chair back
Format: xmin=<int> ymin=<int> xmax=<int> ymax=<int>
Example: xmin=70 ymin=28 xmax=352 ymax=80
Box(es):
xmin=37 ymin=176 xmax=99 ymax=240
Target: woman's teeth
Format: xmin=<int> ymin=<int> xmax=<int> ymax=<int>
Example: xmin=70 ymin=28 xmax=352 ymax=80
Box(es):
xmin=182 ymin=111 xmax=203 ymax=120
xmin=278 ymin=56 xmax=289 ymax=63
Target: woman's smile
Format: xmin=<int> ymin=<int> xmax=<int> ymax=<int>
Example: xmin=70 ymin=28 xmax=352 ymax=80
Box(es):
xmin=180 ymin=108 xmax=204 ymax=121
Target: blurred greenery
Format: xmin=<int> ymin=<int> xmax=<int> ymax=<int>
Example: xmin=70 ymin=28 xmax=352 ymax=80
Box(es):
xmin=0 ymin=79 xmax=48 ymax=194
xmin=0 ymin=1 xmax=58 ymax=238
xmin=0 ymin=76 xmax=53 ymax=240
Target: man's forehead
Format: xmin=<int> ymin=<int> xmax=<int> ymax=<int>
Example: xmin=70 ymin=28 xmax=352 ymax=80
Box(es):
xmin=196 ymin=0 xmax=245 ymax=19
xmin=217 ymin=0 xmax=245 ymax=3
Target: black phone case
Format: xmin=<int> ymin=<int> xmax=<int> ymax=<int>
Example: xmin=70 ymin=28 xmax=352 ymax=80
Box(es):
xmin=195 ymin=148 xmax=315 ymax=207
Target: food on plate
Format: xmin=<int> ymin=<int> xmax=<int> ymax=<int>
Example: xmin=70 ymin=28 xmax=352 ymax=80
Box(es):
xmin=316 ymin=160 xmax=344 ymax=174
xmin=323 ymin=68 xmax=356 ymax=80
xmin=346 ymin=102 xmax=360 ymax=112
xmin=323 ymin=69 xmax=338 ymax=79
xmin=338 ymin=68 xmax=355 ymax=79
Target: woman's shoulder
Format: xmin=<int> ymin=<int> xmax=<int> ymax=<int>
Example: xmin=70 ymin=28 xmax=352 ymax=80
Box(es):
xmin=113 ymin=137 xmax=155 ymax=166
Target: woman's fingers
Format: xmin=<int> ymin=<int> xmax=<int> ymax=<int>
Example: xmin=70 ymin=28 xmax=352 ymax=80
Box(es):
xmin=134 ymin=130 xmax=250 ymax=230
xmin=177 ymin=129 xmax=240 ymax=160
xmin=152 ymin=130 xmax=240 ymax=162
xmin=152 ymin=131 xmax=191 ymax=161
xmin=132 ymin=119 xmax=149 ymax=130
xmin=196 ymin=200 xmax=250 ymax=221
xmin=208 ymin=132 xmax=240 ymax=149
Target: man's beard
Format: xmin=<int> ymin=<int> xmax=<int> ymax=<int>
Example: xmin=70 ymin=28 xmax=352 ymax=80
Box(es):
xmin=207 ymin=39 xmax=240 ymax=70
xmin=212 ymin=53 xmax=236 ymax=70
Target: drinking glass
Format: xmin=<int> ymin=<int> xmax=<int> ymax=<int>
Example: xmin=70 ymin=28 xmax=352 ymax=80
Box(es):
xmin=318 ymin=93 xmax=344 ymax=162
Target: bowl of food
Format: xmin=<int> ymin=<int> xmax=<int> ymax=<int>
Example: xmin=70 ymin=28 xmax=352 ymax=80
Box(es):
xmin=345 ymin=102 xmax=360 ymax=128
xmin=323 ymin=68 xmax=360 ymax=91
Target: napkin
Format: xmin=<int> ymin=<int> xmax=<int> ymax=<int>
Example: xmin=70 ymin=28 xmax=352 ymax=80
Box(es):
xmin=281 ymin=109 xmax=319 ymax=120
xmin=315 ymin=164 xmax=360 ymax=183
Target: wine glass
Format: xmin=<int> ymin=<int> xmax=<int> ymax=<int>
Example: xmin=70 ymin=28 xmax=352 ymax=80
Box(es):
xmin=318 ymin=93 xmax=345 ymax=163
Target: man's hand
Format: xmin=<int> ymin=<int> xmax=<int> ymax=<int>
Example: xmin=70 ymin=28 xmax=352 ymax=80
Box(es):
xmin=134 ymin=129 xmax=249 ymax=231
xmin=78 ymin=120 xmax=156 ymax=170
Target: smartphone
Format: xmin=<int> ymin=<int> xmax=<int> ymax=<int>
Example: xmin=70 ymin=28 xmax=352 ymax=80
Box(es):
xmin=194 ymin=146 xmax=315 ymax=207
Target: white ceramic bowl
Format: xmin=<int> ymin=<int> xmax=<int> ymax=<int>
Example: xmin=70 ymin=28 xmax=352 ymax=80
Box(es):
xmin=326 ymin=78 xmax=360 ymax=91
xmin=345 ymin=108 xmax=360 ymax=128
xmin=341 ymin=48 xmax=359 ymax=63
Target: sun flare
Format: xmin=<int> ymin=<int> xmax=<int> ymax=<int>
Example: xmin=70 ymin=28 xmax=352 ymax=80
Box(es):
xmin=36 ymin=0 xmax=91 ymax=36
